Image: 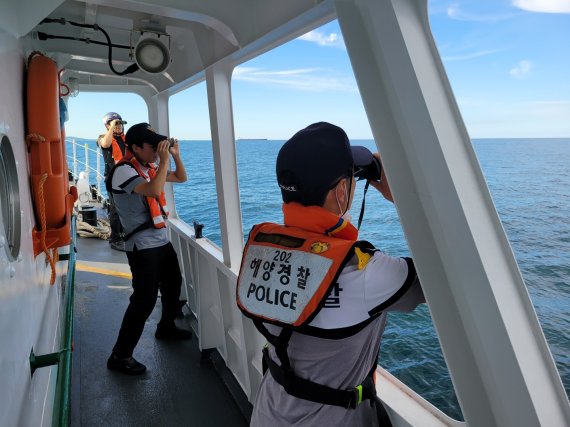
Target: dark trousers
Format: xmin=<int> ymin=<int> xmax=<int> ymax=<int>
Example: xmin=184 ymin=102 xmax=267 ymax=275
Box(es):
xmin=108 ymin=199 xmax=123 ymax=242
xmin=112 ymin=242 xmax=183 ymax=358
xmin=105 ymin=165 xmax=123 ymax=243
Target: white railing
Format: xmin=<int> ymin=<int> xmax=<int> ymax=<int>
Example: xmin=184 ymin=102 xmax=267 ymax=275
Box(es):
xmin=167 ymin=218 xmax=462 ymax=427
xmin=66 ymin=138 xmax=106 ymax=202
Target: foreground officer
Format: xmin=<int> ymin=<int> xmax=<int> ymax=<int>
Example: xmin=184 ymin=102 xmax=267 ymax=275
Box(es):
xmin=106 ymin=123 xmax=191 ymax=375
xmin=237 ymin=122 xmax=425 ymax=426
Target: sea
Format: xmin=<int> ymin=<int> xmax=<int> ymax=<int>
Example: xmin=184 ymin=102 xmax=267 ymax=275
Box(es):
xmin=69 ymin=137 xmax=570 ymax=420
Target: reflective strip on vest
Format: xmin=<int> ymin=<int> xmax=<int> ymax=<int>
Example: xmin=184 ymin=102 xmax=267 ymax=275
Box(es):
xmin=153 ymin=214 xmax=166 ymax=227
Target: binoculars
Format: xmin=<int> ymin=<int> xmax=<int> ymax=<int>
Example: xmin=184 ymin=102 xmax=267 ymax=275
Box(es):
xmin=353 ymin=146 xmax=382 ymax=182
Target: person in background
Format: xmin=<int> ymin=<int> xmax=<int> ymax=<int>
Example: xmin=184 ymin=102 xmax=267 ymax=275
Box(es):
xmin=105 ymin=123 xmax=191 ymax=375
xmin=237 ymin=122 xmax=425 ymax=426
xmin=98 ymin=112 xmax=127 ymax=251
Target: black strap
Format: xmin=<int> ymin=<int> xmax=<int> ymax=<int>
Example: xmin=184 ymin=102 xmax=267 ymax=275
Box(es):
xmin=263 ymin=347 xmax=376 ymax=408
xmin=121 ymin=221 xmax=154 ymax=241
xmin=375 ymin=396 xmax=393 ymax=427
xmin=370 ymin=345 xmax=393 ymax=426
xmin=357 ymin=180 xmax=370 ymax=230
xmin=254 ymin=319 xmax=377 ymax=409
xmin=253 ymin=320 xmax=292 ymax=368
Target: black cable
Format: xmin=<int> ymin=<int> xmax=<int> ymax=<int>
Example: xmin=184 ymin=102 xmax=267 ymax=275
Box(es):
xmin=91 ymin=24 xmax=139 ymax=75
xmin=39 ymin=18 xmax=139 ymax=76
xmin=37 ymin=32 xmax=130 ymax=50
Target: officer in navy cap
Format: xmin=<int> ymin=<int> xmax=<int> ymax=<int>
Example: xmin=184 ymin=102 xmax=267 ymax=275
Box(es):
xmin=105 ymin=122 xmax=191 ymax=375
xmin=239 ymin=122 xmax=425 ymax=427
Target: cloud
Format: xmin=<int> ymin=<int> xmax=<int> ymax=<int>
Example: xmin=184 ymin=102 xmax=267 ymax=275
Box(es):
xmin=442 ymin=49 xmax=503 ymax=62
xmin=233 ymin=67 xmax=356 ymax=92
xmin=509 ymin=60 xmax=532 ymax=78
xmin=446 ymin=3 xmax=516 ymax=22
xmin=513 ymin=0 xmax=570 ymax=13
xmin=298 ymin=30 xmax=345 ymax=48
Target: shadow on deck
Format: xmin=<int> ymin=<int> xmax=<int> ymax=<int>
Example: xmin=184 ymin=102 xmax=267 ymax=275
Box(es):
xmin=71 ymin=236 xmax=251 ymax=427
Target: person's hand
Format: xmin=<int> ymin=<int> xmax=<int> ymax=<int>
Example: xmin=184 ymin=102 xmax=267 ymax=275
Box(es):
xmin=169 ymin=138 xmax=180 ymax=157
xmin=155 ymin=139 xmax=171 ymax=164
xmin=109 ymin=119 xmax=123 ymax=130
xmin=369 ymin=152 xmax=394 ymax=202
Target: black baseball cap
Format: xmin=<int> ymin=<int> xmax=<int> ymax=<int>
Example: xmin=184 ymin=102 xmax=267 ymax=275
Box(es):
xmin=125 ymin=123 xmax=167 ymax=148
xmin=276 ymin=122 xmax=375 ymax=206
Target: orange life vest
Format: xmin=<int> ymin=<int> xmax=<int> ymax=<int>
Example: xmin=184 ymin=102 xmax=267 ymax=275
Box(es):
xmin=111 ymin=134 xmax=126 ymax=163
xmin=125 ymin=157 xmax=170 ymax=228
xmin=236 ymin=211 xmax=381 ymax=410
xmin=237 ymin=222 xmax=364 ymax=327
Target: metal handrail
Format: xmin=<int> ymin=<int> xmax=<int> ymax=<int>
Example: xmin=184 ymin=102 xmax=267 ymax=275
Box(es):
xmin=28 ymin=216 xmax=77 ymax=426
xmin=68 ymin=157 xmax=104 ymax=179
xmin=52 ymin=214 xmax=76 ymax=427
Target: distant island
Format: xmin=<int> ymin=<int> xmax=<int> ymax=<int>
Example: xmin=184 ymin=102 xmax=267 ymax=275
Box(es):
xmin=236 ymin=138 xmax=268 ymax=141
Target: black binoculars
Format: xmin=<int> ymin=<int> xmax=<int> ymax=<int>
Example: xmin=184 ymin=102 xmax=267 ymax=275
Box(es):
xmin=152 ymin=138 xmax=177 ymax=149
xmin=353 ymin=146 xmax=382 ymax=182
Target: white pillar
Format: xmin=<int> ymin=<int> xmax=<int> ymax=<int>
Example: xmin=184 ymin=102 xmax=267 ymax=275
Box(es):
xmin=148 ymin=92 xmax=179 ymax=219
xmin=334 ymin=0 xmax=569 ymax=426
xmin=206 ymin=60 xmax=244 ymax=268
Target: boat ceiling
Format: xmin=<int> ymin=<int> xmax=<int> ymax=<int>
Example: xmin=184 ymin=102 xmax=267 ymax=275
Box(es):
xmin=10 ymin=0 xmax=334 ymax=96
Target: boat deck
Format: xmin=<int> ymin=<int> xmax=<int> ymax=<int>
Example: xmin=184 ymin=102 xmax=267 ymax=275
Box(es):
xmin=71 ymin=234 xmax=250 ymax=426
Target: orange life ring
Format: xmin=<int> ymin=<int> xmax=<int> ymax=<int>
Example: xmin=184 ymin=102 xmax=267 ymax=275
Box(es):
xmin=26 ymin=52 xmax=77 ymax=259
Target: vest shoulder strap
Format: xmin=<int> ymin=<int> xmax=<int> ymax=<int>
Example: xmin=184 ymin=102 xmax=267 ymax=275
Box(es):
xmin=105 ymin=160 xmax=136 ymax=196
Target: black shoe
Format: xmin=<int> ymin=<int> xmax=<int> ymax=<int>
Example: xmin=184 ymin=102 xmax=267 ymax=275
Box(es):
xmin=109 ymin=240 xmax=126 ymax=252
xmin=155 ymin=325 xmax=192 ymax=340
xmin=107 ymin=354 xmax=146 ymax=375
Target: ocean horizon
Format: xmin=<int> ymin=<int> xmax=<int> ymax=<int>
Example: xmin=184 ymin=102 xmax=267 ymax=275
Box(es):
xmin=67 ymin=137 xmax=570 ymax=420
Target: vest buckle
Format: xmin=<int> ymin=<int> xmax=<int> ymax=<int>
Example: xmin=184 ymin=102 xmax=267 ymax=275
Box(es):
xmin=348 ymin=384 xmax=363 ymax=409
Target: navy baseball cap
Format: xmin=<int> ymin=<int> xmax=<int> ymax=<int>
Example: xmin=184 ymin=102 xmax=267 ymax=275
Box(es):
xmin=125 ymin=123 xmax=167 ymax=148
xmin=276 ymin=122 xmax=375 ymax=206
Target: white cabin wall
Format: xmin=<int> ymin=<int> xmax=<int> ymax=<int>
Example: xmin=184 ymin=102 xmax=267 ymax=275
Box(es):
xmin=0 ymin=31 xmax=64 ymax=427
xmin=0 ymin=0 xmax=65 ymax=38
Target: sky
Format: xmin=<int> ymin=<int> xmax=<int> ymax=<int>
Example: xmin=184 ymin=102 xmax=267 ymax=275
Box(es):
xmin=66 ymin=0 xmax=570 ymax=140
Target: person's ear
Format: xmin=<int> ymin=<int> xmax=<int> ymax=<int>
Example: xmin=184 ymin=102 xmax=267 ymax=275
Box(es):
xmin=334 ymin=179 xmax=348 ymax=203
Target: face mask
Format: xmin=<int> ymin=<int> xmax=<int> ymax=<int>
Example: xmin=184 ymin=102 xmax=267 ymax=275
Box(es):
xmin=336 ymin=180 xmax=350 ymax=217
